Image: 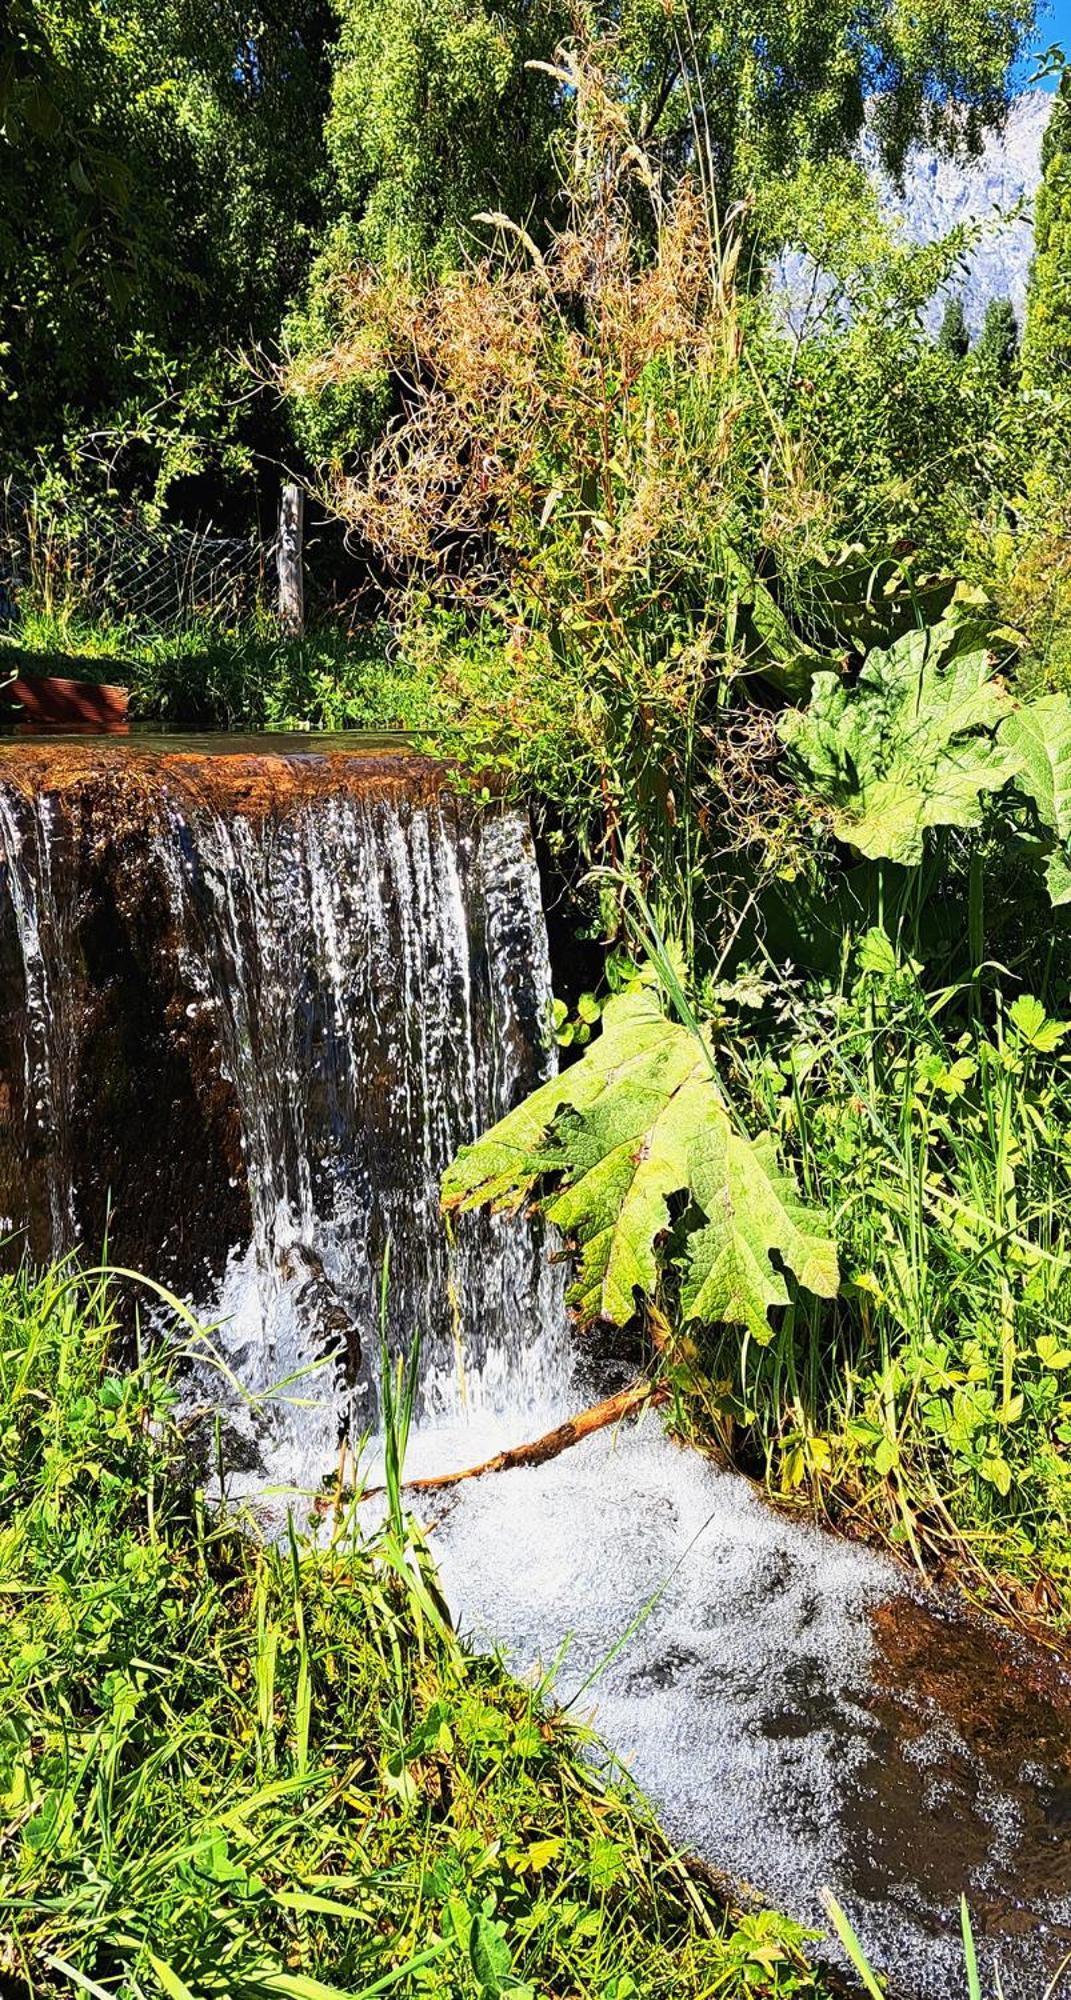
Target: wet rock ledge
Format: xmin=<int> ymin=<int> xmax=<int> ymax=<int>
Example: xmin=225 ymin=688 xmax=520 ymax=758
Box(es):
xmin=0 ymin=731 xmax=454 ymax=816
xmin=0 ymin=734 xmax=466 ymax=1297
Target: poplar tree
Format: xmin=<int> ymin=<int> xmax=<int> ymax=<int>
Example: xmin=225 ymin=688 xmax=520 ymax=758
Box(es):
xmin=975 ymin=297 xmax=1020 ymax=378
xmin=938 ymin=298 xmax=970 ymax=359
xmin=1024 ymin=73 xmax=1071 ymax=389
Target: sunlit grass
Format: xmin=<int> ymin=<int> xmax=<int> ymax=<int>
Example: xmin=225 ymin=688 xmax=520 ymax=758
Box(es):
xmin=0 ymin=1263 xmax=829 ymax=2000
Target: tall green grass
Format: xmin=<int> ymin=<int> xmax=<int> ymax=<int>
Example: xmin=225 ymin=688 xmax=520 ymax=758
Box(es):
xmin=0 ymin=1262 xmax=828 ymax=2000
xmin=692 ymin=927 xmax=1071 ymax=1619
xmin=0 ymin=606 xmax=409 ymax=733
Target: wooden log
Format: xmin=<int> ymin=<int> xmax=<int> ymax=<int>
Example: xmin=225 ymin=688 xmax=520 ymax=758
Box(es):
xmin=350 ymin=1377 xmax=667 ymax=1506
xmin=277 ymin=482 xmax=305 ymax=637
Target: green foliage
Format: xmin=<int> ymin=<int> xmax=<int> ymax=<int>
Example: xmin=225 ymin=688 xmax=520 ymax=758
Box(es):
xmin=974 ymin=296 xmax=1020 ymax=380
xmin=282 ymin=224 xmax=394 ymax=462
xmin=780 ymin=613 xmax=1071 ymax=917
xmin=937 ymin=298 xmax=970 ymax=361
xmin=696 ymin=934 xmax=1071 ymax=1615
xmin=443 ymin=984 xmax=838 ymax=1339
xmin=0 ymin=0 xmax=1038 ymax=521
xmin=590 ymin=0 xmax=1033 ymax=195
xmin=0 ymin=1264 xmax=828 ymax=1999
xmin=758 ymin=168 xmax=1020 ymax=595
xmin=1024 ymin=73 xmax=1071 ymax=390
xmin=779 ymin=615 xmax=1018 ymax=864
xmin=0 ymin=0 xmax=333 ymax=488
xmin=981 ymin=417 xmax=1071 ymax=693
xmin=288 ymin=0 xmax=1036 ymax=436
xmin=321 ymin=0 xmax=565 ymax=272
xmin=288 ymin=74 xmax=816 ymax=950
xmin=289 ymin=64 xmax=1044 ymax=968
xmin=1 ymin=611 xmax=399 ymax=731
xmin=999 ymin=690 xmax=1071 ymax=902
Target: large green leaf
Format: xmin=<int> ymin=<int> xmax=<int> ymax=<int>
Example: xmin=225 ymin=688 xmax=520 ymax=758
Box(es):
xmin=442 ymin=991 xmax=838 ymax=1340
xmin=999 ymin=693 xmax=1071 ymax=905
xmin=780 ymin=619 xmax=1019 ymax=863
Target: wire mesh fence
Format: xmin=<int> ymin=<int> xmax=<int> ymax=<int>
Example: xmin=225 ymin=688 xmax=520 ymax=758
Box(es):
xmin=0 ymin=485 xmax=274 ymax=634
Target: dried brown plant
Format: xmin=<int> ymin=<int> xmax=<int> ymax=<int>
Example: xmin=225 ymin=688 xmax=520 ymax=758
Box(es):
xmin=281 ymin=29 xmax=823 ymax=942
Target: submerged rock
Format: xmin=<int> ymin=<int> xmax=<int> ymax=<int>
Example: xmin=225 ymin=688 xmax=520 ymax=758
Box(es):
xmin=277 ymin=1242 xmax=361 ymax=1384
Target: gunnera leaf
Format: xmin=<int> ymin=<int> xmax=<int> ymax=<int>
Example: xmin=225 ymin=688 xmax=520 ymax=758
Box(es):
xmin=779 ymin=618 xmax=1019 ymax=863
xmin=999 ymin=692 xmax=1071 ymax=905
xmin=442 ymin=990 xmax=838 ymax=1340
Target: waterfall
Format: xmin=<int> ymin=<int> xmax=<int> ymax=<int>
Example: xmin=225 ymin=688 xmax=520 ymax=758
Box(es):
xmin=5 ymin=735 xmax=1071 ymax=2000
xmin=0 ymin=740 xmax=570 ymax=1488
xmin=168 ymin=779 xmax=571 ymax=1483
xmin=0 ymin=787 xmax=81 ymax=1253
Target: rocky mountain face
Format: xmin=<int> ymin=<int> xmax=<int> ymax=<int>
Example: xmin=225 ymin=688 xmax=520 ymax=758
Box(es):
xmin=869 ymin=91 xmax=1051 ymax=330
xmin=773 ymin=91 xmax=1052 ymax=334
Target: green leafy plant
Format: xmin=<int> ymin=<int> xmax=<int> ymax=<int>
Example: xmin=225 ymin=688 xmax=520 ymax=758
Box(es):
xmin=781 ymin=613 xmax=1071 ymax=916
xmin=697 ymin=922 xmax=1071 ymax=1614
xmin=1000 ymin=690 xmax=1071 ymax=902
xmin=779 ymin=614 xmax=1018 ymax=864
xmin=443 ymin=983 xmax=838 ymax=1338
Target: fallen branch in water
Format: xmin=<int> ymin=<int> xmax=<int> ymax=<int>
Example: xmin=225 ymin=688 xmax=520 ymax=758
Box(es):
xmin=333 ymin=1377 xmax=667 ymax=1509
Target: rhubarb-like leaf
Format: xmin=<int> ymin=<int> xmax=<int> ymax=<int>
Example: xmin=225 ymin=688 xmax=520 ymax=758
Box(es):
xmin=1000 ymin=693 xmax=1071 ymax=905
xmin=442 ymin=990 xmax=838 ymax=1339
xmin=780 ymin=620 xmax=1019 ymax=863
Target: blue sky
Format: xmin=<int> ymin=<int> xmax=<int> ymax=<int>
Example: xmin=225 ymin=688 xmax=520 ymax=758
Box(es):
xmin=1029 ymin=0 xmax=1069 ymax=85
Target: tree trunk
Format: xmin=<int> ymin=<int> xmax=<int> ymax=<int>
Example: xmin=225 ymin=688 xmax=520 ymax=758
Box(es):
xmin=277 ymin=482 xmax=305 ymax=637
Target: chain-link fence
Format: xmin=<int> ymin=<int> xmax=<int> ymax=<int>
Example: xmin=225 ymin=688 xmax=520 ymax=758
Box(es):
xmin=0 ymin=485 xmax=273 ymax=634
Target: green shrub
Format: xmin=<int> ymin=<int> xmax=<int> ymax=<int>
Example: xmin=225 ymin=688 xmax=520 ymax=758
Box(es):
xmin=708 ymin=934 xmax=1071 ymax=1616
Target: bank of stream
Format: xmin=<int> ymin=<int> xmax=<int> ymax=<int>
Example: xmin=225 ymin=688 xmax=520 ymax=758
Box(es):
xmin=2 ymin=735 xmax=1070 ymax=1998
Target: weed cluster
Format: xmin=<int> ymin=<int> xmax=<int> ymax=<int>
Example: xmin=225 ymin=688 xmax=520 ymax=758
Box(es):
xmin=709 ymin=935 xmax=1071 ymax=1618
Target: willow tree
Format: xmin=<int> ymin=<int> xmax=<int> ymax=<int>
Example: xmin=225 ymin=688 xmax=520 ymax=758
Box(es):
xmin=320 ymin=0 xmax=569 ymax=271
xmin=319 ymin=0 xmax=1036 ymax=272
xmin=608 ymin=0 xmax=1035 ymax=195
xmin=1024 ymin=73 xmax=1071 ymax=390
xmin=0 ymin=0 xmax=334 ymax=492
xmin=291 ymin=0 xmax=1036 ymax=462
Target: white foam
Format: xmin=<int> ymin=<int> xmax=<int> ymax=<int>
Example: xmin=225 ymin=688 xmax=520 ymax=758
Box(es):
xmin=409 ymin=1411 xmax=1069 ymax=1998
xmin=423 ymin=1414 xmax=888 ymax=1893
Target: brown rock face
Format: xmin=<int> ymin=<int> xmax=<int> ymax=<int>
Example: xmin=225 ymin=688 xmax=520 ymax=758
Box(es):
xmin=0 ymin=751 xmax=238 ymax=1284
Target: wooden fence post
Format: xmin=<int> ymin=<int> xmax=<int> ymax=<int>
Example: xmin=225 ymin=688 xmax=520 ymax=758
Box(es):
xmin=277 ymin=481 xmax=305 ymax=637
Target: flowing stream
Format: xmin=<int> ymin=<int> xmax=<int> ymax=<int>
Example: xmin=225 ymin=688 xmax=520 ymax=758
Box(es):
xmin=2 ymin=735 xmax=1071 ymax=1999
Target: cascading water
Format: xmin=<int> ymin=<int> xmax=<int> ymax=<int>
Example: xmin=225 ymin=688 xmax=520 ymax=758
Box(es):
xmin=0 ymin=737 xmax=570 ymax=1485
xmin=3 ymin=734 xmax=1071 ymax=2000
xmin=160 ymin=770 xmax=571 ymax=1482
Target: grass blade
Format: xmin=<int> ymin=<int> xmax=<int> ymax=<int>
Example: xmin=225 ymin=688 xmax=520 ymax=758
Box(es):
xmin=43 ymin=1958 xmax=120 ymax=2000
xmin=819 ymin=1889 xmax=885 ymax=1998
xmin=960 ymin=1896 xmax=981 ymax=2000
xmin=146 ymin=1952 xmax=198 ymax=2000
